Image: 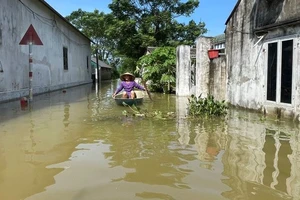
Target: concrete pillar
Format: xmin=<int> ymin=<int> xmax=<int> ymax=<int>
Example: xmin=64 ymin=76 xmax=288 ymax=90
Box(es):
xmin=195 ymin=37 xmax=211 ymax=98
xmin=176 ymin=45 xmax=191 ymax=96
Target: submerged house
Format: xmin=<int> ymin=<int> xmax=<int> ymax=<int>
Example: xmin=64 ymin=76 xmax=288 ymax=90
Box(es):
xmin=225 ymin=0 xmax=300 ymax=118
xmin=0 ymin=0 xmax=92 ymax=102
xmin=176 ymin=0 xmax=300 ymax=119
xmin=91 ymin=58 xmax=112 ymax=82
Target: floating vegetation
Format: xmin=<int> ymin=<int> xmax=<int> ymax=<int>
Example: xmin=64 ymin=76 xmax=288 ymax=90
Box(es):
xmin=121 ymin=102 xmax=175 ymax=120
xmin=187 ymin=94 xmax=228 ymax=117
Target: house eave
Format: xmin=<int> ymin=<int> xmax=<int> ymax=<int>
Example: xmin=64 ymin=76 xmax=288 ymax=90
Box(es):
xmin=254 ymin=17 xmax=300 ymax=35
xmin=225 ymin=0 xmax=242 ymax=25
xmin=37 ymin=0 xmax=92 ymax=43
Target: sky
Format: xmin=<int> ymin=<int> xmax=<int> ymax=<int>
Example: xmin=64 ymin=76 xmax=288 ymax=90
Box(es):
xmin=45 ymin=0 xmax=238 ymax=37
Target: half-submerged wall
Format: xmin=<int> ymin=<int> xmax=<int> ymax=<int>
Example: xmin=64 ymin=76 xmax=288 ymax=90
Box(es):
xmin=0 ymin=0 xmax=92 ymax=102
xmin=209 ymin=57 xmax=226 ymax=101
xmin=176 ymin=37 xmax=227 ymax=102
xmin=176 ymin=45 xmax=191 ymax=96
xmin=226 ymin=0 xmax=300 ymax=118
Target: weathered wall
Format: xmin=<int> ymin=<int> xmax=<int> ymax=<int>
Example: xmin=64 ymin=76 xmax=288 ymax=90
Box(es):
xmin=209 ymin=56 xmax=227 ymax=101
xmin=176 ymin=38 xmax=227 ymax=101
xmin=101 ymin=68 xmax=112 ymax=81
xmin=176 ymin=45 xmax=191 ymax=96
xmin=0 ymin=0 xmax=91 ymax=102
xmin=255 ymin=0 xmax=300 ymax=28
xmin=195 ymin=37 xmax=211 ymax=98
xmin=225 ymin=0 xmax=300 ymax=118
xmin=226 ymin=0 xmax=264 ymax=109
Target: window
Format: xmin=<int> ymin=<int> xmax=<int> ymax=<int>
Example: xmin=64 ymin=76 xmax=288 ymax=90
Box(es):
xmin=63 ymin=47 xmax=68 ymax=70
xmin=86 ymin=56 xmax=89 ymax=70
xmin=266 ymin=39 xmax=293 ymax=104
xmin=281 ymin=40 xmax=293 ymax=103
xmin=267 ymin=42 xmax=277 ymax=101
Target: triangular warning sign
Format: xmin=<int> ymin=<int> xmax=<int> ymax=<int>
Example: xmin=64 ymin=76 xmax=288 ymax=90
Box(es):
xmin=19 ymin=24 xmax=43 ymax=45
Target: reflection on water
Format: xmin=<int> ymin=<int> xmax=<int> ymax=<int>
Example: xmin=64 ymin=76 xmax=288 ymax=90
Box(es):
xmin=221 ymin=111 xmax=298 ymax=200
xmin=194 ymin=119 xmax=227 ymax=170
xmin=63 ymin=103 xmax=70 ymax=128
xmin=0 ymin=81 xmax=299 ymax=200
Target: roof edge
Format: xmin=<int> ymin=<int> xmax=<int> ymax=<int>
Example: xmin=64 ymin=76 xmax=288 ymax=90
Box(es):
xmin=38 ymin=0 xmax=92 ymax=42
xmin=225 ymin=0 xmax=242 ymax=25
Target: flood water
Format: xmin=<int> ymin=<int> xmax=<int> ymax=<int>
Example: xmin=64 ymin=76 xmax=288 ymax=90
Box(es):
xmin=0 ymin=81 xmax=300 ymax=200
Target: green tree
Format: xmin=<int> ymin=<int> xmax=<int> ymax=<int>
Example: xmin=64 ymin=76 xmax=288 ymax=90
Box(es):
xmin=65 ymin=9 xmax=120 ymax=77
xmin=66 ymin=1 xmax=207 ymax=83
xmin=108 ymin=0 xmax=207 ymax=71
xmin=137 ymin=47 xmax=176 ymax=93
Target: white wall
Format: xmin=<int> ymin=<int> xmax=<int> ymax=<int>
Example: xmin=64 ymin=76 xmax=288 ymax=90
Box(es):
xmin=0 ymin=0 xmax=92 ymax=102
xmin=176 ymin=45 xmax=191 ymax=96
xmin=176 ymin=37 xmax=226 ymax=102
xmin=225 ymin=0 xmax=266 ymax=110
xmin=225 ymin=0 xmax=300 ymax=118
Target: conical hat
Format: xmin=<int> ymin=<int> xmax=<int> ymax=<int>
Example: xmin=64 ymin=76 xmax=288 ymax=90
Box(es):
xmin=120 ymin=72 xmax=135 ymax=81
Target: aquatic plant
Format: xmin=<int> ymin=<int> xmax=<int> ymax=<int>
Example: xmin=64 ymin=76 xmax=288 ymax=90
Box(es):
xmin=121 ymin=102 xmax=175 ymax=119
xmin=187 ymin=94 xmax=228 ymax=117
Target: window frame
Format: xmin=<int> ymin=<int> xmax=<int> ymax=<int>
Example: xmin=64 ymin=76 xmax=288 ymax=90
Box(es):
xmin=264 ymin=35 xmax=297 ymax=107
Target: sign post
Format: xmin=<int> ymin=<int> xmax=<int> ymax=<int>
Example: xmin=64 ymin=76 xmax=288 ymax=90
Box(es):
xmin=29 ymin=42 xmax=33 ymax=101
xmin=19 ymin=24 xmax=43 ymax=102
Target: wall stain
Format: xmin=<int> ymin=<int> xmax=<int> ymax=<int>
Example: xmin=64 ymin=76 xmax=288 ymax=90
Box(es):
xmin=12 ymin=81 xmax=19 ymax=90
xmin=0 ymin=61 xmax=3 ymax=73
xmin=255 ymin=0 xmax=285 ymax=27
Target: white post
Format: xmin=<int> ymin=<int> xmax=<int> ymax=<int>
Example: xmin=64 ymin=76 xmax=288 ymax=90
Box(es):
xmin=195 ymin=37 xmax=211 ymax=98
xmin=29 ymin=42 xmax=33 ymax=101
xmin=176 ymin=45 xmax=191 ymax=96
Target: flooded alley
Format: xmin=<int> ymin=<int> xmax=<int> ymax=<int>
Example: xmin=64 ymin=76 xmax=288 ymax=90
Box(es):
xmin=0 ymin=81 xmax=299 ymax=200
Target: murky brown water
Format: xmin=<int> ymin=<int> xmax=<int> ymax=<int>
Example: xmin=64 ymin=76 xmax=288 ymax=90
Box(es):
xmin=0 ymin=81 xmax=299 ymax=200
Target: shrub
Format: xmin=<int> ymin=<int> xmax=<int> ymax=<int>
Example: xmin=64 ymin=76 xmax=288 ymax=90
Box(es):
xmin=187 ymin=94 xmax=228 ymax=117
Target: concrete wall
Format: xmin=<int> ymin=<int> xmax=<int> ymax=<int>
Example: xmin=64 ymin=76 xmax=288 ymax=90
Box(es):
xmin=225 ymin=0 xmax=264 ymax=110
xmin=255 ymin=0 xmax=300 ymax=28
xmin=195 ymin=37 xmax=211 ymax=98
xmin=176 ymin=37 xmax=227 ymax=102
xmin=101 ymin=68 xmax=112 ymax=81
xmin=176 ymin=45 xmax=191 ymax=96
xmin=225 ymin=0 xmax=300 ymax=118
xmin=209 ymin=57 xmax=227 ymax=101
xmin=0 ymin=0 xmax=92 ymax=102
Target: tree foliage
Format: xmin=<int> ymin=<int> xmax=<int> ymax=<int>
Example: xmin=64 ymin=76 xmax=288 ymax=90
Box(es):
xmin=137 ymin=47 xmax=176 ymax=93
xmin=108 ymin=0 xmax=207 ymax=60
xmin=65 ymin=9 xmax=120 ymax=72
xmin=65 ymin=0 xmax=208 ymax=90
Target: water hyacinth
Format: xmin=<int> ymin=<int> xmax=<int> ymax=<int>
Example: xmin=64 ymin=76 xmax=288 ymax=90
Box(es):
xmin=187 ymin=94 xmax=228 ymax=117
